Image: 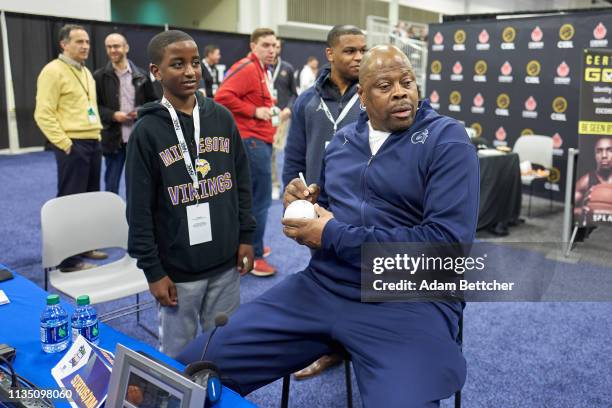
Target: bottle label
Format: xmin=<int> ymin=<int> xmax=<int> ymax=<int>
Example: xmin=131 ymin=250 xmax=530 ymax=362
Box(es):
xmin=41 ymin=322 xmax=69 ymax=344
xmin=72 ymin=321 xmax=99 ymax=342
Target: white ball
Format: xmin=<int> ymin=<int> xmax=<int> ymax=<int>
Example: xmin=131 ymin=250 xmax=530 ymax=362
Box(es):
xmin=283 ymin=200 xmax=317 ymax=219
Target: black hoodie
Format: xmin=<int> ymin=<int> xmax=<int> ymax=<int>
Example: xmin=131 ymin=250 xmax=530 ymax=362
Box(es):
xmin=126 ymin=92 xmax=255 ymax=283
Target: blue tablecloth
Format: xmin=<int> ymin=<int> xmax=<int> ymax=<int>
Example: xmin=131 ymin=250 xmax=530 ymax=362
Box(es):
xmin=0 ymin=267 xmax=255 ymax=408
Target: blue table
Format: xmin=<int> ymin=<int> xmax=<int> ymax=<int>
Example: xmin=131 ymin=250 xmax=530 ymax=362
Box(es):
xmin=0 ymin=267 xmax=255 ymax=408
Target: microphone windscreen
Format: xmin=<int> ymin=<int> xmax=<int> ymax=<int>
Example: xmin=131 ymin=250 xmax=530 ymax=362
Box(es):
xmin=215 ymin=313 xmax=229 ymax=327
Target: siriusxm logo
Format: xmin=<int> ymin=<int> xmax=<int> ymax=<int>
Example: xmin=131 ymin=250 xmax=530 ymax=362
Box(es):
xmin=411 ymin=129 xmax=429 ymax=144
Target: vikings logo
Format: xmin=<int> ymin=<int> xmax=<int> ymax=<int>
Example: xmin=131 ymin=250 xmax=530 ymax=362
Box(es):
xmin=195 ymin=159 xmax=211 ymax=178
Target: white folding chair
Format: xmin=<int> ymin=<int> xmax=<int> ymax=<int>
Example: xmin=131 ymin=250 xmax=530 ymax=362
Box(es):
xmin=513 ymin=135 xmax=554 ymax=216
xmin=41 ymin=191 xmax=155 ymax=336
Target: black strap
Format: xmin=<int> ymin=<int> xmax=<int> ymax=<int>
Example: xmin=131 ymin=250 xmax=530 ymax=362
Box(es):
xmin=221 ymin=60 xmax=253 ymax=84
xmin=60 ymin=60 xmax=90 ymax=99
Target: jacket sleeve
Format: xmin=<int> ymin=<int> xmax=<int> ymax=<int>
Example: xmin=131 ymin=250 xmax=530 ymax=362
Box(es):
xmin=282 ymin=94 xmax=308 ymax=187
xmin=34 ymin=66 xmax=72 ymax=152
xmin=232 ymin=123 xmax=256 ymax=244
xmin=214 ymin=64 xmax=257 ymax=118
xmin=125 ymin=123 xmax=167 ymax=283
xmin=320 ymin=142 xmax=480 ymax=268
xmin=94 ymin=70 xmax=115 ymax=126
xmin=286 ymin=65 xmax=298 ymax=110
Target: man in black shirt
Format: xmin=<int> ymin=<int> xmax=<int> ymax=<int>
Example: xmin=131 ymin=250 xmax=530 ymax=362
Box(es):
xmin=201 ymin=44 xmax=221 ymax=97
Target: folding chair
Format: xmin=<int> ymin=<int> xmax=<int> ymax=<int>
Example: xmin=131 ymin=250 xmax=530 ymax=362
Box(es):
xmin=513 ymin=135 xmax=554 ymax=216
xmin=280 ymin=314 xmax=464 ymax=408
xmin=41 ymin=191 xmax=155 ymax=337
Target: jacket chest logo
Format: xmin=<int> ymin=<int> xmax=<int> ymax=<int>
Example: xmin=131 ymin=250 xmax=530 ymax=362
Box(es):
xmin=411 ymin=129 xmax=429 ymax=144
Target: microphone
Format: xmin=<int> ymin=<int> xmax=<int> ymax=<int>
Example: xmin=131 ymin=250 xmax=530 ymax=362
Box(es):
xmin=200 ymin=313 xmax=228 ymax=361
xmin=183 ymin=313 xmax=229 ymax=405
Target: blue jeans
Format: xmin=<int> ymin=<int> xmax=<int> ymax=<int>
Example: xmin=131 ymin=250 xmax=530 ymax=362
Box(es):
xmin=104 ymin=144 xmax=126 ymax=194
xmin=243 ymin=137 xmax=272 ymax=258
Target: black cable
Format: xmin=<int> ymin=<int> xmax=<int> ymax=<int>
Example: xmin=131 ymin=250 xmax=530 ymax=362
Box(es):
xmin=0 ymin=355 xmax=55 ymax=407
xmin=0 ymin=355 xmax=18 ymax=388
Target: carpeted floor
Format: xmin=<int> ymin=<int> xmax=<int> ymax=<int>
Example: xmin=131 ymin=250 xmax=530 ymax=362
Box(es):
xmin=1 ymin=150 xmax=611 ymax=407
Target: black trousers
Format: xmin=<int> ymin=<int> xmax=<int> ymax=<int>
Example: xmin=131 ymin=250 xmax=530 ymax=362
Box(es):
xmin=53 ymin=139 xmax=102 ymax=268
xmin=53 ymin=139 xmax=102 ymax=197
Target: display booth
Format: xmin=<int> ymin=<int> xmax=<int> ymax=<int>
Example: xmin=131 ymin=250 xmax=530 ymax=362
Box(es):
xmin=427 ymin=9 xmax=612 ymax=201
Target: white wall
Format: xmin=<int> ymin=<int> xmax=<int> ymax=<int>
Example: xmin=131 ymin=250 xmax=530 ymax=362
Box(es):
xmin=0 ymin=0 xmax=111 ymax=21
xmin=238 ymin=0 xmax=287 ymax=34
xmin=395 ymin=0 xmax=596 ymax=15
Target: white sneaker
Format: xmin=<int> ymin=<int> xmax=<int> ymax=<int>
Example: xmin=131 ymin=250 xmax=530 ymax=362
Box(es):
xmin=271 ymin=185 xmax=280 ymax=200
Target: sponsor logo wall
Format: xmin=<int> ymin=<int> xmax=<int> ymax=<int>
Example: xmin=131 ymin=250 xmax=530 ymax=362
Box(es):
xmin=427 ymin=11 xmax=612 ymax=200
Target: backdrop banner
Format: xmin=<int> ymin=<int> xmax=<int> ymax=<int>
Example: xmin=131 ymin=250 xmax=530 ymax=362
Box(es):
xmin=575 ymin=48 xmax=612 ymax=226
xmin=427 ymin=10 xmax=612 ymax=200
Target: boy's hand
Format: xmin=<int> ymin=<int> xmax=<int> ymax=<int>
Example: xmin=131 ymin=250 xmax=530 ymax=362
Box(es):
xmin=149 ymin=276 xmax=178 ymax=306
xmin=236 ymin=244 xmax=254 ymax=276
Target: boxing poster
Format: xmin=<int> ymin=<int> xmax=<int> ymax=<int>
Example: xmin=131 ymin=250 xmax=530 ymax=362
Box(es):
xmin=575 ymin=48 xmax=612 ymax=226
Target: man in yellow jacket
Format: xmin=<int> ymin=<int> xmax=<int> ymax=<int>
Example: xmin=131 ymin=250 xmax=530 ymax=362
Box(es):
xmin=35 ymin=24 xmax=107 ymax=271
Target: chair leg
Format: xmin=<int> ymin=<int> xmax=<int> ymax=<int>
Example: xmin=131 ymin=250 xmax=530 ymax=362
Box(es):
xmin=344 ymin=359 xmax=353 ymax=408
xmin=281 ymin=375 xmax=290 ymax=408
xmin=455 ymin=390 xmax=462 ymax=408
xmin=549 ymin=185 xmax=553 ymax=213
xmin=455 ymin=312 xmax=463 ymax=408
xmin=134 ymin=293 xmax=159 ymax=339
xmin=44 ymin=268 xmax=48 ymax=291
xmin=528 ymin=183 xmax=533 ymax=217
xmin=136 ymin=293 xmax=141 ymax=323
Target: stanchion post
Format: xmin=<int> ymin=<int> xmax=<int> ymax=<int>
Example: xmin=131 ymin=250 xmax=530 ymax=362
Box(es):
xmin=563 ymin=148 xmax=578 ymax=255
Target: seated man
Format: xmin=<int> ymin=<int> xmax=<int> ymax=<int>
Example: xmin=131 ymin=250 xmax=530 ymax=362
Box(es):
xmin=178 ymin=45 xmax=479 ymax=407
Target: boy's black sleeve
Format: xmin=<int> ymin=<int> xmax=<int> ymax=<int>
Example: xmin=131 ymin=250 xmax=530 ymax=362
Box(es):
xmin=232 ymin=124 xmax=256 ymax=244
xmin=125 ymin=123 xmax=166 ymax=283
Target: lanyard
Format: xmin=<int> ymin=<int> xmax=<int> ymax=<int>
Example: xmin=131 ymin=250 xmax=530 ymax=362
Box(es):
xmin=62 ymin=61 xmax=90 ymax=99
xmin=319 ymin=93 xmax=359 ymax=135
xmin=161 ymin=96 xmax=201 ymax=189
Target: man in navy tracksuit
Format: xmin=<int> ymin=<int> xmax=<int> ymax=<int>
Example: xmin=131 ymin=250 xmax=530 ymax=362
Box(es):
xmin=282 ymin=25 xmax=364 ymax=188
xmin=283 ymin=24 xmax=366 ymax=380
xmin=178 ymin=45 xmax=480 ymax=407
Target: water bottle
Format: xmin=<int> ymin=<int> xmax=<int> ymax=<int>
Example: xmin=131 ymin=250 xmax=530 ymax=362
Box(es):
xmin=71 ymin=295 xmax=99 ymax=345
xmin=40 ymin=294 xmax=70 ymax=353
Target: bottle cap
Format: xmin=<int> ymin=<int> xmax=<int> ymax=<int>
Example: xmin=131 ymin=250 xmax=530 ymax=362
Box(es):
xmin=46 ymin=294 xmax=60 ymax=305
xmin=76 ymin=295 xmax=90 ymax=306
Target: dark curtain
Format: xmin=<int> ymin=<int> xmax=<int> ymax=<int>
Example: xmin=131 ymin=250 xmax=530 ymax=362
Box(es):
xmin=174 ymin=28 xmax=252 ymax=74
xmin=178 ymin=28 xmax=328 ymax=77
xmin=0 ymin=18 xmax=8 ymax=150
xmin=282 ymin=38 xmax=328 ymax=73
xmin=4 ymin=12 xmax=325 ymax=149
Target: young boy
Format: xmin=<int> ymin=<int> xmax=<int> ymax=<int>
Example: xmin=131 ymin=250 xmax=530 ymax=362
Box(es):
xmin=125 ymin=30 xmax=255 ymax=358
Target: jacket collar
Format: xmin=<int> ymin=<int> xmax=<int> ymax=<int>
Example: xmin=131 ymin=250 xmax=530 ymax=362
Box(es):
xmin=352 ymin=99 xmax=433 ymax=143
xmin=103 ymin=60 xmax=145 ymax=79
xmin=58 ymin=53 xmax=83 ymax=70
xmin=314 ymin=66 xmax=358 ymax=101
xmin=248 ymin=52 xmax=267 ymax=71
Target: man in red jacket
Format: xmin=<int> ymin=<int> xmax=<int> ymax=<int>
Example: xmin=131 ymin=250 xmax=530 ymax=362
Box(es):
xmin=215 ymin=28 xmax=282 ymax=276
